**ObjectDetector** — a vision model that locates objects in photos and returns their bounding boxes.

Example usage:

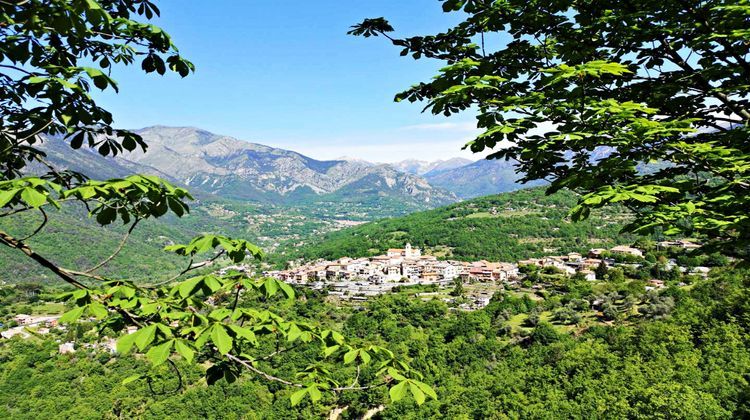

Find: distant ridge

[423,158,545,199]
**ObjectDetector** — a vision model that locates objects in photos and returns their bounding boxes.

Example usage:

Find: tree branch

[677,0,750,81]
[18,207,48,242]
[225,353,304,388]
[0,198,76,217]
[14,119,54,142]
[0,63,33,75]
[231,281,242,312]
[61,268,108,281]
[147,359,184,395]
[225,353,385,392]
[147,250,226,287]
[659,38,750,121]
[0,229,89,289]
[84,217,140,274]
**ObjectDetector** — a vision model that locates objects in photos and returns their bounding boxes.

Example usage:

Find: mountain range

[38,126,459,209]
[37,126,535,208]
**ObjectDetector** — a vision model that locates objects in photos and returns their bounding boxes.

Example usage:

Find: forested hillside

[0,198,327,284]
[282,188,638,264]
[0,205,189,283]
[1,268,748,418]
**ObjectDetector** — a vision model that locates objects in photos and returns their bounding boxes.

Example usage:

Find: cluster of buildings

[1,312,132,355]
[265,242,651,296]
[59,331,131,355]
[264,244,519,290]
[516,246,644,280]
[0,314,60,339]
[1,241,710,341]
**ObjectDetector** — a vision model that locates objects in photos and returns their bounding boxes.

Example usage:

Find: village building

[59,342,76,354]
[611,245,644,258]
[387,243,422,259]
[658,240,702,250]
[579,270,597,281]
[648,279,666,289]
[691,266,711,277]
[1,327,30,339]
[588,248,607,258]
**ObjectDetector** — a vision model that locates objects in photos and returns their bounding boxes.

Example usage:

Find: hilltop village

[256,240,709,311]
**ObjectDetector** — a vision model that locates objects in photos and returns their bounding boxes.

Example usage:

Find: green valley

[0,186,641,283]
[279,187,637,265]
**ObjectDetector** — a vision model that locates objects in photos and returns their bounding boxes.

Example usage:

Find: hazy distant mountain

[424,158,545,199]
[391,158,473,176]
[335,156,376,166]
[38,126,458,208]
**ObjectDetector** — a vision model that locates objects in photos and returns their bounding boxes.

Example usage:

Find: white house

[611,245,644,258]
[59,342,76,354]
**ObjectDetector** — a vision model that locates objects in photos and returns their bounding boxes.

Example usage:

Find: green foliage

[352,0,750,258]
[0,178,62,209]
[165,234,262,263]
[50,247,433,406]
[0,203,192,282]
[63,175,192,224]
[608,268,626,283]
[449,278,464,297]
[595,261,609,280]
[530,322,560,345]
[0,175,193,236]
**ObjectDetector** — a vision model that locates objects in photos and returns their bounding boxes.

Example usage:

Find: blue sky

[97,0,483,162]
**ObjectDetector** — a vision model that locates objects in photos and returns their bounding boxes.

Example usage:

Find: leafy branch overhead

[165,234,263,263]
[0,173,435,406]
[350,0,750,258]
